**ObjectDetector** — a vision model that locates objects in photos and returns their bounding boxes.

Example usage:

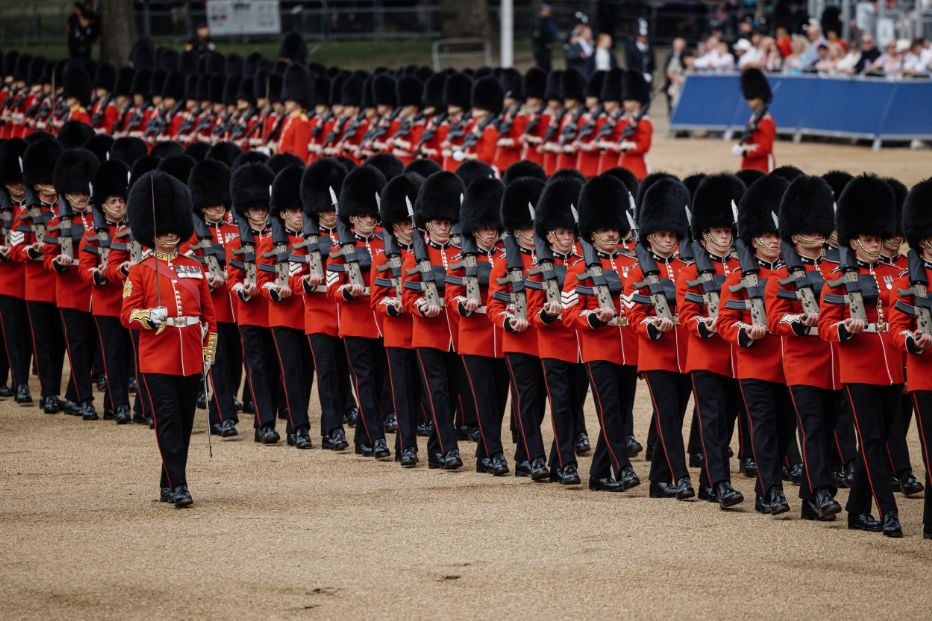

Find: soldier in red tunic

[735,68,775,173]
[277,64,313,163]
[121,170,217,508]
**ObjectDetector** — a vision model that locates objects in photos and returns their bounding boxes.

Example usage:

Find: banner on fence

[207,0,281,36]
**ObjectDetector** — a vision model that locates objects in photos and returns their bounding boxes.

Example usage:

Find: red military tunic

[278,111,312,163]
[226,227,271,329]
[189,219,238,325]
[491,107,524,172]
[446,243,504,359]
[11,203,57,304]
[297,225,339,337]
[616,116,652,181]
[0,200,28,300]
[370,240,413,349]
[79,221,127,318]
[518,109,550,166]
[259,229,306,332]
[573,112,605,178]
[888,261,932,393]
[741,113,775,173]
[624,253,689,373]
[676,252,739,376]
[326,230,383,339]
[401,236,457,352]
[527,250,582,364]
[44,209,94,312]
[487,245,539,357]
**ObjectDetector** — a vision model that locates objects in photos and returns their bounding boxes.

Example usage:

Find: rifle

[193,111,214,136]
[527,226,562,307]
[724,238,768,329]
[894,249,932,337]
[684,241,723,319]
[47,195,76,260]
[260,215,293,301]
[542,107,565,143]
[293,211,326,283]
[575,105,603,143]
[211,111,232,139]
[824,246,868,323]
[776,242,821,316]
[403,197,442,308]
[415,111,446,153]
[738,105,767,146]
[578,233,617,317]
[494,232,528,322]
[497,104,518,136]
[0,189,12,248]
[522,103,548,138]
[112,227,145,265]
[558,107,585,148]
[449,233,482,304]
[123,102,149,135]
[323,114,348,146]
[91,94,112,127]
[230,109,258,142]
[453,113,500,162]
[91,207,111,272]
[311,110,333,139]
[190,214,225,283]
[229,212,257,295]
[375,226,404,299]
[628,210,675,322]
[334,216,365,288]
[621,101,651,140]
[24,187,48,246]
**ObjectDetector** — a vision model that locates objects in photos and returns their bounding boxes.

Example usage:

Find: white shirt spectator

[594,47,612,71]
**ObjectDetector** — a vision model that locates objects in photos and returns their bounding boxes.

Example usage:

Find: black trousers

[832,396,859,467]
[343,336,386,445]
[144,373,200,489]
[0,294,31,387]
[885,396,914,475]
[571,362,589,439]
[415,347,460,457]
[790,385,841,501]
[691,370,741,488]
[619,365,638,439]
[740,379,795,496]
[60,308,95,404]
[909,392,932,530]
[385,346,420,452]
[207,321,239,427]
[463,354,509,459]
[26,300,65,398]
[130,330,151,418]
[309,333,349,436]
[454,355,478,430]
[687,408,702,455]
[239,325,280,429]
[272,326,312,434]
[0,322,6,385]
[505,352,547,463]
[733,397,753,460]
[94,315,132,410]
[543,358,587,469]
[585,361,636,479]
[644,370,692,484]
[844,383,901,517]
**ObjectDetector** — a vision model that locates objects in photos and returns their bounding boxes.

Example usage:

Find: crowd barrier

[669,73,932,148]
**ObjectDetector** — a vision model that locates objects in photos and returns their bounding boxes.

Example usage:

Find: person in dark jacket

[532,3,559,72]
[626,18,656,84]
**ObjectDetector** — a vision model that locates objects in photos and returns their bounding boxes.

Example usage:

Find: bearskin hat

[195,74,211,102]
[460,176,505,236]
[380,173,423,231]
[81,134,113,164]
[622,70,649,104]
[396,75,422,108]
[129,155,160,185]
[150,141,183,160]
[207,74,225,104]
[301,158,347,217]
[161,70,184,101]
[443,72,472,110]
[183,142,210,162]
[770,165,804,183]
[129,68,151,98]
[372,74,397,108]
[230,162,274,215]
[455,160,495,189]
[602,167,638,201]
[203,51,225,75]
[524,67,547,100]
[836,174,895,244]
[0,139,27,186]
[52,148,99,196]
[207,142,243,168]
[92,159,130,211]
[267,153,304,175]
[365,154,403,182]
[14,54,32,84]
[127,171,193,248]
[183,74,199,102]
[225,54,244,77]
[188,158,231,211]
[691,173,745,237]
[634,172,674,210]
[244,52,262,78]
[180,50,198,76]
[639,178,691,241]
[822,170,853,200]
[502,160,546,186]
[335,156,356,173]
[59,61,90,107]
[501,67,523,101]
[112,67,133,99]
[234,77,253,104]
[737,175,787,245]
[561,68,586,102]
[903,178,932,251]
[271,166,304,218]
[586,71,606,100]
[26,132,55,145]
[545,70,562,101]
[423,73,446,110]
[129,37,156,70]
[404,158,441,178]
[534,177,583,238]
[415,171,464,226]
[231,151,269,171]
[278,31,307,64]
[578,175,630,240]
[57,120,94,149]
[281,63,312,108]
[93,62,116,92]
[338,165,386,224]
[777,175,835,241]
[222,76,240,106]
[150,69,168,99]
[332,74,351,106]
[500,176,544,233]
[22,138,63,188]
[157,154,196,184]
[682,172,706,200]
[740,68,772,103]
[735,168,765,188]
[471,75,504,114]
[550,169,587,185]
[601,68,624,102]
[884,177,908,236]
[341,77,364,107]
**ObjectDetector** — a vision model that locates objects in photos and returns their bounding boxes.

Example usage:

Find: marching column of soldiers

[0,34,929,541]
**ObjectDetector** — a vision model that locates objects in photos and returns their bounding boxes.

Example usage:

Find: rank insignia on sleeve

[122,279,132,299]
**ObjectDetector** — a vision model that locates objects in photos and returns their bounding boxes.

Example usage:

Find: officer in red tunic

[188,158,241,437]
[401,171,465,469]
[61,62,92,126]
[490,69,523,172]
[765,175,844,522]
[45,148,99,419]
[79,159,133,423]
[546,69,585,174]
[0,138,34,405]
[572,70,606,178]
[116,69,153,139]
[514,67,549,167]
[371,173,422,465]
[819,175,905,537]
[89,63,119,135]
[735,69,775,173]
[277,64,313,163]
[526,177,587,485]
[438,73,472,172]
[889,177,932,540]
[563,175,641,492]
[386,76,423,167]
[456,76,501,168]
[676,173,745,509]
[328,165,391,459]
[624,178,694,500]
[614,71,652,181]
[121,170,217,508]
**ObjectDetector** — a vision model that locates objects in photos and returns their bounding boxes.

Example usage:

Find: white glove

[731,144,746,156]
[149,306,168,327]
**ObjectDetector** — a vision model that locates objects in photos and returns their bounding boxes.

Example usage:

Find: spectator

[735,38,762,69]
[854,34,881,73]
[532,3,559,72]
[185,21,216,54]
[826,29,848,53]
[798,19,827,69]
[835,41,862,74]
[663,37,687,113]
[694,35,734,72]
[66,1,96,60]
[813,43,836,73]
[626,18,656,83]
[903,39,931,77]
[782,35,809,74]
[590,33,618,73]
[867,40,906,78]
[775,26,793,58]
[759,37,783,72]
[565,24,594,77]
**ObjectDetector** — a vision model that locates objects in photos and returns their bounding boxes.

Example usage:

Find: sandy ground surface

[2,133,932,620]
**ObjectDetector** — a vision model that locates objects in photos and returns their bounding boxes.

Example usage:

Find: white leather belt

[165,316,200,327]
[473,306,487,314]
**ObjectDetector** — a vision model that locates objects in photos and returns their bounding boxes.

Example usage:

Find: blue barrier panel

[670,73,932,143]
